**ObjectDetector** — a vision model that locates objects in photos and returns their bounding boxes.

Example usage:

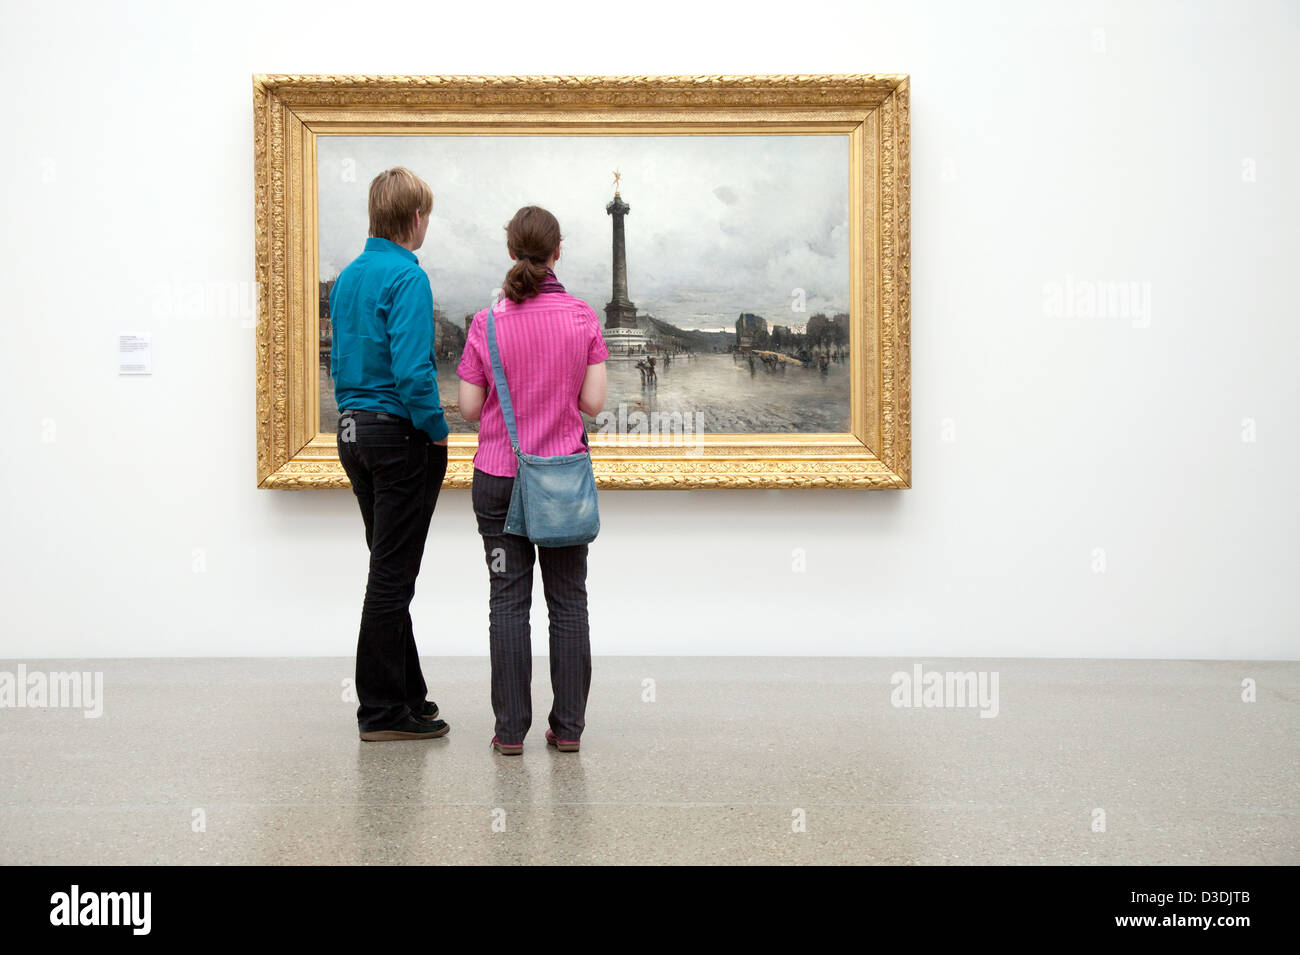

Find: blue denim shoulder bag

[485,305,600,547]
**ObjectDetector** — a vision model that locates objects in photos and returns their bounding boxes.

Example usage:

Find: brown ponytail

[501,205,562,303]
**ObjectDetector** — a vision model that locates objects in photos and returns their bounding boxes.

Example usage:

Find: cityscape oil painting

[316,134,852,437]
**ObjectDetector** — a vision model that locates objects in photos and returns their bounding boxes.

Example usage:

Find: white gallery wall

[0,0,1295,659]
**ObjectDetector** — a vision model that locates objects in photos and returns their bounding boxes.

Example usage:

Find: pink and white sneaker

[546,729,580,753]
[490,735,523,756]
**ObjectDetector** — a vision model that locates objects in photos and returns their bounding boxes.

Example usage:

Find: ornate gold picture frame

[253,74,910,489]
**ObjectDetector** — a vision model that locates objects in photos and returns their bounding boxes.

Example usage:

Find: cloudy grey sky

[317,134,849,330]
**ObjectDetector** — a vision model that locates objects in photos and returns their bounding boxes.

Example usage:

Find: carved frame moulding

[253,74,910,490]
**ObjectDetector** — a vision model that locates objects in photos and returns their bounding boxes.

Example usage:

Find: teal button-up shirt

[330,237,449,442]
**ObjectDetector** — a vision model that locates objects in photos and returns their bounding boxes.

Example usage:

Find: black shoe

[414,700,440,720]
[359,713,450,742]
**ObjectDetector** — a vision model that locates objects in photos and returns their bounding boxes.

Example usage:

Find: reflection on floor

[1,657,1295,864]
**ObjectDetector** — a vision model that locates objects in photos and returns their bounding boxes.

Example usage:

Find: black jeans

[471,467,591,744]
[338,410,448,731]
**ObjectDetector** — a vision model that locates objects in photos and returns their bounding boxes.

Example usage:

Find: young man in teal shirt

[332,167,451,741]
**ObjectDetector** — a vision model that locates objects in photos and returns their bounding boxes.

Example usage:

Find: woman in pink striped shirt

[457,206,608,756]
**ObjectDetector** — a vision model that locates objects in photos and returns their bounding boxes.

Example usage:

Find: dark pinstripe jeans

[471,467,591,745]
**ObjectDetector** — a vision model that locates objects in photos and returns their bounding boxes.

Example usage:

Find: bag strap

[485,304,592,456]
[485,306,521,455]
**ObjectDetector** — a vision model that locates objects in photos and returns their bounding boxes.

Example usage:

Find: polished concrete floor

[1,658,1295,865]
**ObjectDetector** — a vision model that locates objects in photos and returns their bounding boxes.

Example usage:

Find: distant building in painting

[735,312,768,349]
[319,279,335,358]
[805,312,849,346]
[435,313,466,364]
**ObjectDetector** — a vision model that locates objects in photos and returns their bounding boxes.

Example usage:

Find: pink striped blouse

[457,272,609,477]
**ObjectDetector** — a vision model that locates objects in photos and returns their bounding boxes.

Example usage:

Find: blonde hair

[368,167,434,243]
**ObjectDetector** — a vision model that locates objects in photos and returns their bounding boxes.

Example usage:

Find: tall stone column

[605,193,638,329]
